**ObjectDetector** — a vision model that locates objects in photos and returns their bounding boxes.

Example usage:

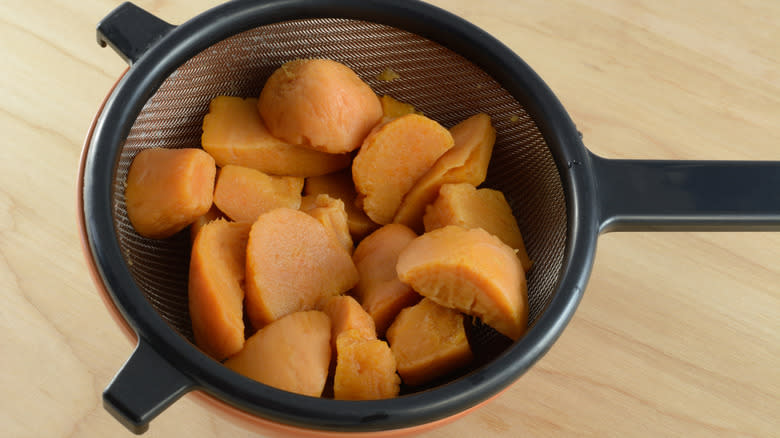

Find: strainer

[78,0,780,435]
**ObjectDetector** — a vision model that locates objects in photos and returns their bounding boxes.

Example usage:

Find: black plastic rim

[84,0,599,431]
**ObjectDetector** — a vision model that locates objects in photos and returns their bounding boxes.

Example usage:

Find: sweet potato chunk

[245,208,359,329]
[300,194,353,255]
[396,225,528,341]
[225,311,331,397]
[380,95,421,122]
[188,219,250,360]
[333,329,400,400]
[393,113,496,233]
[352,114,454,225]
[258,59,383,154]
[423,183,532,272]
[201,96,351,177]
[189,204,224,242]
[304,170,378,241]
[352,224,421,337]
[213,165,303,223]
[125,147,215,239]
[320,295,377,351]
[386,298,473,386]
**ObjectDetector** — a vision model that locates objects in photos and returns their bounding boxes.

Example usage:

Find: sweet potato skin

[258,59,383,154]
[188,219,250,361]
[244,208,359,329]
[224,311,331,397]
[125,147,216,239]
[352,113,455,225]
[396,225,529,341]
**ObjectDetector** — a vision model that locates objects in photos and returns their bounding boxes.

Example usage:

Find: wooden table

[2,1,778,436]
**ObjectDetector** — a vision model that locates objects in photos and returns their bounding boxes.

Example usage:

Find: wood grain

[0,0,777,437]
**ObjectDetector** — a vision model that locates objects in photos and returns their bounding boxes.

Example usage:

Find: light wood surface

[1,0,778,437]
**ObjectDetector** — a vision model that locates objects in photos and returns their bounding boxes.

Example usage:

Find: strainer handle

[96,2,174,65]
[590,151,780,233]
[104,339,194,434]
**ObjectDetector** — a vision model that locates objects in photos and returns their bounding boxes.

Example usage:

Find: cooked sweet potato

[376,68,401,82]
[352,224,421,337]
[201,96,351,177]
[333,329,400,400]
[352,113,454,225]
[423,183,532,272]
[300,194,353,255]
[213,165,303,223]
[304,170,379,241]
[189,204,224,243]
[393,113,496,233]
[380,95,421,122]
[396,225,528,341]
[225,311,331,397]
[188,219,250,361]
[258,59,383,154]
[125,147,216,239]
[386,298,473,386]
[245,208,359,329]
[320,295,377,351]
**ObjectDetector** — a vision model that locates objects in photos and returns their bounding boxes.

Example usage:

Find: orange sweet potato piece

[393,113,496,233]
[386,298,473,386]
[201,96,351,177]
[304,170,379,241]
[333,329,400,400]
[300,194,353,255]
[213,165,303,223]
[125,147,216,239]
[225,310,331,397]
[189,204,224,243]
[423,183,532,272]
[320,295,377,352]
[396,225,529,341]
[380,95,421,122]
[245,208,359,329]
[188,219,250,360]
[258,59,383,154]
[352,224,421,337]
[352,114,454,225]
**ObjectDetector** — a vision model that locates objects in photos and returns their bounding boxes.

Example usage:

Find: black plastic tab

[97,2,174,65]
[103,339,194,434]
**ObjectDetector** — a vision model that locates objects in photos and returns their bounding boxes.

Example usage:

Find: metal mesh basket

[112,18,567,383]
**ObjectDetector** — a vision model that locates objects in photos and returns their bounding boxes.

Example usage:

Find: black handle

[97,2,174,65]
[590,151,780,233]
[104,339,194,434]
